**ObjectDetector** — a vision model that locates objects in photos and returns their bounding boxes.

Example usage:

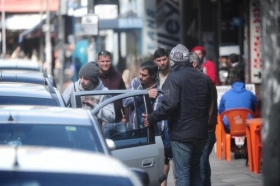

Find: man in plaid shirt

[122,61,165,131]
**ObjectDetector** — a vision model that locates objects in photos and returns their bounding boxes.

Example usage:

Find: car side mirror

[106,139,116,151]
[130,168,150,186]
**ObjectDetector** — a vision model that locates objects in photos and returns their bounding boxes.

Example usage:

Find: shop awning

[18,13,56,43]
[0,14,48,30]
[0,0,59,12]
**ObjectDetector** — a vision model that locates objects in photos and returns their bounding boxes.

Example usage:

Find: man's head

[79,62,99,90]
[191,46,205,62]
[189,52,201,70]
[169,44,190,70]
[139,61,158,87]
[228,53,238,67]
[97,50,112,74]
[153,48,169,71]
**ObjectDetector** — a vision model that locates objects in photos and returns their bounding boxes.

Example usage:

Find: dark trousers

[200,132,216,186]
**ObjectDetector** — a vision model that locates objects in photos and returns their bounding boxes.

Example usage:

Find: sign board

[81,14,99,36]
[216,84,256,106]
[249,0,262,83]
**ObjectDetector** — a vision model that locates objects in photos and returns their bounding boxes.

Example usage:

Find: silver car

[73,90,165,186]
[0,82,65,106]
[0,145,145,186]
[0,105,111,154]
[0,59,42,71]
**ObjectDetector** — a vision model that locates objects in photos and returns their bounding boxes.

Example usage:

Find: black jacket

[148,65,211,141]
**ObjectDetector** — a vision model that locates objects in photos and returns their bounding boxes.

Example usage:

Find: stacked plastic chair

[253,122,262,173]
[220,108,254,161]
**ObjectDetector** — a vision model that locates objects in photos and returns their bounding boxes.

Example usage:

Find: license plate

[234,136,245,146]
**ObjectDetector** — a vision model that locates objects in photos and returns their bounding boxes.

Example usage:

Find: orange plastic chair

[220,108,254,161]
[215,115,222,159]
[245,120,254,171]
[253,124,262,173]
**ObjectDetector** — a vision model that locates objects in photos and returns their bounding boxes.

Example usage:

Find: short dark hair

[153,48,169,60]
[228,53,238,63]
[140,61,158,77]
[98,50,112,59]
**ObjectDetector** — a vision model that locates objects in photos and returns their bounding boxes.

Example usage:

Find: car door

[74,90,164,186]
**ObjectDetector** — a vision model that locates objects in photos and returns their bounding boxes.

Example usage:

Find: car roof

[0,105,93,125]
[0,146,137,179]
[0,82,53,98]
[0,70,46,84]
[0,59,41,71]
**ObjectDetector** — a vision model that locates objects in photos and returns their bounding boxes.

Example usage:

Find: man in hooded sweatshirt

[218,65,257,133]
[63,61,115,124]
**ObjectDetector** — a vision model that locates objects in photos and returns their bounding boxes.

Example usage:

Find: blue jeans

[102,122,127,139]
[171,139,206,186]
[200,132,216,186]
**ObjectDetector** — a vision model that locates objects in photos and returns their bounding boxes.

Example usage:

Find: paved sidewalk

[167,151,263,186]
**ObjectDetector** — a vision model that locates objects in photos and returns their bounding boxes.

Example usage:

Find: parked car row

[0,59,164,186]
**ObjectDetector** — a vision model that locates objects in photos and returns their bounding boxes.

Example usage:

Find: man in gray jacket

[63,62,115,124]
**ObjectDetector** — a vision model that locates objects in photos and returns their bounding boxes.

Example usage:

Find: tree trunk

[261,0,280,185]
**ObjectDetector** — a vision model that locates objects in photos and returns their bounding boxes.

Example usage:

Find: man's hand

[142,114,150,127]
[148,89,158,99]
[81,97,95,108]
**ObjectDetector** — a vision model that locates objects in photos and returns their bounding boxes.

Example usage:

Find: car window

[0,97,58,106]
[76,92,156,149]
[0,171,134,186]
[0,124,104,153]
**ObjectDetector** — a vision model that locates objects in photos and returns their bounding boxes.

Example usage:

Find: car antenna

[13,146,19,167]
[8,104,14,122]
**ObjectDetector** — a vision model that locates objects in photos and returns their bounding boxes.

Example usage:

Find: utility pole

[58,0,66,92]
[45,0,52,75]
[87,0,95,62]
[1,0,6,57]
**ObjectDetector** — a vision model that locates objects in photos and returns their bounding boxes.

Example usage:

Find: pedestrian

[225,53,245,85]
[143,44,211,186]
[218,65,257,155]
[122,61,163,131]
[191,46,219,85]
[62,61,115,125]
[190,52,218,186]
[153,47,174,186]
[97,50,129,138]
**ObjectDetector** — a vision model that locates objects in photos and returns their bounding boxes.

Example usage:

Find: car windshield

[0,124,104,153]
[0,171,134,186]
[0,97,58,106]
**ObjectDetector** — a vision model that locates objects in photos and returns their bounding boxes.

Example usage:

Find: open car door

[74,90,164,186]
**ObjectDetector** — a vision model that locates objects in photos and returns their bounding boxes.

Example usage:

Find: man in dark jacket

[97,50,129,138]
[143,44,211,186]
[190,52,218,186]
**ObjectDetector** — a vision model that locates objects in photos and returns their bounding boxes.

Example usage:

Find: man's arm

[93,94,115,123]
[62,83,74,107]
[147,76,180,124]
[122,78,143,107]
[218,96,225,114]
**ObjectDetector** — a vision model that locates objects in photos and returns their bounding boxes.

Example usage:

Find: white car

[0,145,146,186]
[73,90,165,186]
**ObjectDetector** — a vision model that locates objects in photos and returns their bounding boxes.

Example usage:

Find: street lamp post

[1,0,6,57]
